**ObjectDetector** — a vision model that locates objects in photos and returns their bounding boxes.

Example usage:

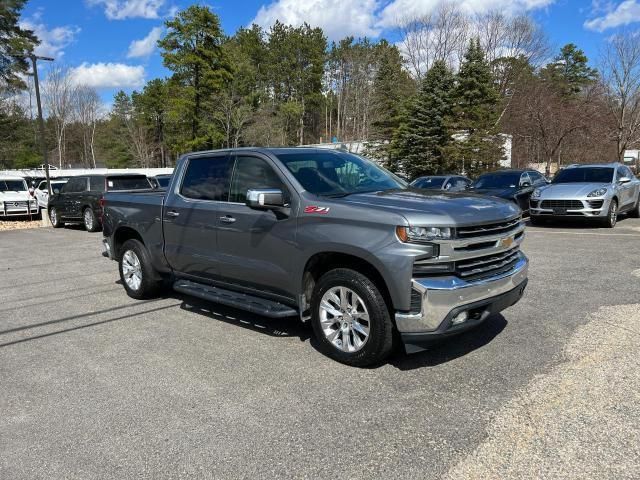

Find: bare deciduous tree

[42,66,75,168]
[73,85,102,168]
[601,30,640,163]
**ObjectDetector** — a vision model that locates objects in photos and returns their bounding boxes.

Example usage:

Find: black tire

[49,207,63,228]
[310,268,394,367]
[629,196,640,218]
[118,239,164,300]
[83,207,100,232]
[602,199,618,228]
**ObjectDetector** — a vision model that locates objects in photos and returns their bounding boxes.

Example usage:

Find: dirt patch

[0,219,43,231]
[444,303,640,480]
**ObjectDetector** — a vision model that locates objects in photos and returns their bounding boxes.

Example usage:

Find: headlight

[396,226,452,243]
[532,188,541,198]
[587,188,607,197]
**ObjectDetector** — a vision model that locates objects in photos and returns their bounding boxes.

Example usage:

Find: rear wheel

[602,199,618,228]
[118,239,164,299]
[49,207,63,228]
[310,268,394,367]
[83,207,100,232]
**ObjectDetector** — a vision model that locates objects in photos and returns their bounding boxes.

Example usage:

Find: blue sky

[18,0,640,103]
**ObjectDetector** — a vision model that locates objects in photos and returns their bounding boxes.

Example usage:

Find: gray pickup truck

[102,148,528,366]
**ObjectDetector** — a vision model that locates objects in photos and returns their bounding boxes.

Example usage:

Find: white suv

[34,179,68,211]
[0,176,38,217]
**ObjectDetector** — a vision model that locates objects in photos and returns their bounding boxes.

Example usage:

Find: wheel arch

[113,226,145,260]
[301,251,395,314]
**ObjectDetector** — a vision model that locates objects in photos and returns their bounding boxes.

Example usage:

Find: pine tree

[159,5,233,152]
[390,60,454,178]
[443,38,504,175]
[540,43,598,96]
[0,0,38,92]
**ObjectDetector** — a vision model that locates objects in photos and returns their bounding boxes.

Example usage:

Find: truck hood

[538,183,609,198]
[0,191,31,202]
[339,189,520,226]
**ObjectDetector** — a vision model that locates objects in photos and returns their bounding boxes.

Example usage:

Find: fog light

[451,311,468,326]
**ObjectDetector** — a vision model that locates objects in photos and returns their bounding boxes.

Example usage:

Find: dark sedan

[470,169,548,214]
[410,175,472,192]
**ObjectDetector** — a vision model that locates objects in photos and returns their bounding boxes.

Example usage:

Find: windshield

[0,180,27,192]
[552,167,614,184]
[411,177,446,189]
[106,176,151,191]
[474,173,521,189]
[276,151,405,196]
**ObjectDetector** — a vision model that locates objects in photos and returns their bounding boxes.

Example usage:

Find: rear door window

[106,176,151,191]
[180,155,233,201]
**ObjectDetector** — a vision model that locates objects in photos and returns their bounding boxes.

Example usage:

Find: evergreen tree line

[2,2,639,179]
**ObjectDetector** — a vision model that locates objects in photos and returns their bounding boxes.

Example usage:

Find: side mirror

[618,176,631,184]
[246,188,285,209]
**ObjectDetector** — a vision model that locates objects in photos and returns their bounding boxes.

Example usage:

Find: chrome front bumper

[395,252,529,333]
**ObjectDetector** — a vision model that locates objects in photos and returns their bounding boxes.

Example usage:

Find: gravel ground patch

[0,219,42,231]
[444,303,640,480]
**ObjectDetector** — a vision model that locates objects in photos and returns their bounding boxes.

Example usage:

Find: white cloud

[377,0,556,28]
[584,0,640,31]
[251,0,381,41]
[69,62,145,89]
[19,19,80,59]
[127,26,163,58]
[88,0,165,20]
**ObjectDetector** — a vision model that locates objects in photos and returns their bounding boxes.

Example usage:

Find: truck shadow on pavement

[177,294,507,370]
[388,314,508,370]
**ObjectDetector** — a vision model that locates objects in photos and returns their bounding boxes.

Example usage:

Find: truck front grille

[456,216,521,239]
[455,247,521,282]
[540,200,583,209]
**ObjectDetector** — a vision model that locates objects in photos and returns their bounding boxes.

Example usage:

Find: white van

[0,176,38,217]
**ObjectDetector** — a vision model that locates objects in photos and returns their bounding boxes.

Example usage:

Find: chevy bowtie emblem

[500,236,514,248]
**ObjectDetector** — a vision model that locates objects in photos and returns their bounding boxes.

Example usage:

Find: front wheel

[118,239,164,299]
[602,199,618,228]
[310,268,394,367]
[629,196,640,218]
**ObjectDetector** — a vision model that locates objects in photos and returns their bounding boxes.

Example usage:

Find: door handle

[166,210,180,217]
[219,215,236,224]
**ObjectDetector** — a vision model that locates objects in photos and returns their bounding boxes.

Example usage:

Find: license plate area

[553,207,567,215]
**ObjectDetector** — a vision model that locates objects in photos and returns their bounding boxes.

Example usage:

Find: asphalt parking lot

[1,219,639,479]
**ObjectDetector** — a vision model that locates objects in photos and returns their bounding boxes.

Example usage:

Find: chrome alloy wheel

[84,209,94,230]
[319,286,370,353]
[122,250,142,291]
[610,201,617,226]
[50,208,57,225]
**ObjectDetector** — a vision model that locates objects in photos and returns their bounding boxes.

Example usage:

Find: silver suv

[530,163,640,227]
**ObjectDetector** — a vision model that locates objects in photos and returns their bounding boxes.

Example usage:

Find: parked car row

[409,163,640,228]
[0,176,38,217]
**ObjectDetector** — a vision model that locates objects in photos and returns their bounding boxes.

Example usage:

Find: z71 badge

[304,205,330,214]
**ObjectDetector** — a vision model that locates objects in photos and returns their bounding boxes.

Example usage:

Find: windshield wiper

[322,190,382,198]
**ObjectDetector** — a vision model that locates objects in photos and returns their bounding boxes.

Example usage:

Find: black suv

[48,174,151,231]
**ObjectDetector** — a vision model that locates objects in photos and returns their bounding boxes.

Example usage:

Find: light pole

[28,54,54,196]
